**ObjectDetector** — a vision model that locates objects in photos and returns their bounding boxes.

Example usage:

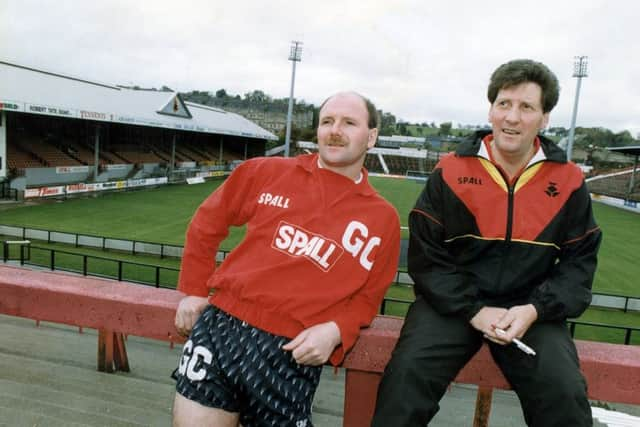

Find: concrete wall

[25,167,92,186]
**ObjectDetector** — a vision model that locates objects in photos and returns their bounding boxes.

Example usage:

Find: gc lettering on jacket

[272,220,381,272]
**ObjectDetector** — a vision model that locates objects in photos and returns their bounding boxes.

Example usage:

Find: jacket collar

[295,153,377,197]
[456,130,567,163]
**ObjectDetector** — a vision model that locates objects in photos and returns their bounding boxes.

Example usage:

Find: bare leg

[172,393,240,427]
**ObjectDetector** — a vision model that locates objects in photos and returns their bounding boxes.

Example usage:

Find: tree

[215,89,227,98]
[548,126,568,137]
[244,90,272,104]
[380,126,396,136]
[381,112,396,129]
[613,130,634,147]
[439,122,452,136]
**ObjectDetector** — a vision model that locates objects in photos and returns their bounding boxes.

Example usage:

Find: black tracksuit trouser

[371,296,592,427]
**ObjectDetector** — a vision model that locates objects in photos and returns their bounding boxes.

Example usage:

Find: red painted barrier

[0,265,184,342]
[341,316,640,427]
[1,265,639,426]
[0,265,186,371]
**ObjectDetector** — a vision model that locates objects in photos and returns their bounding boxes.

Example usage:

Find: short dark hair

[487,59,560,113]
[319,92,380,130]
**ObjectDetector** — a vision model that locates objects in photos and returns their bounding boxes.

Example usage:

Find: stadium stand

[296,141,441,177]
[0,60,276,193]
[364,153,383,173]
[588,168,640,202]
[383,155,426,175]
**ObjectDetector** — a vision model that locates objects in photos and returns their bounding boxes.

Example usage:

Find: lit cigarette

[494,328,536,356]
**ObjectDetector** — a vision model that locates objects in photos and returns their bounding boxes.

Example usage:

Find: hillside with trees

[180,88,637,152]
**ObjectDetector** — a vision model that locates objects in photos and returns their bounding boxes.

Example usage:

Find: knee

[548,376,588,403]
[521,378,591,427]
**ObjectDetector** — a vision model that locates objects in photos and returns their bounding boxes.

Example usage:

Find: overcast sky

[2,0,639,136]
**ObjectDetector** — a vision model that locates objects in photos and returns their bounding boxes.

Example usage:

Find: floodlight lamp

[573,56,588,78]
[289,41,303,62]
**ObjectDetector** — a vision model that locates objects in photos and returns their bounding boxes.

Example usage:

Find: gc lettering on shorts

[178,340,213,381]
[272,220,381,272]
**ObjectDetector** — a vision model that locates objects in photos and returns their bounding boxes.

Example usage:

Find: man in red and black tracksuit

[372,59,602,427]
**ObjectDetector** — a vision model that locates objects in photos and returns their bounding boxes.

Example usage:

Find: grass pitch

[1,176,635,296]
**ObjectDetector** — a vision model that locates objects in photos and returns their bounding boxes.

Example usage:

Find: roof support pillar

[0,111,6,180]
[219,136,223,164]
[627,154,638,202]
[93,124,100,182]
[170,133,176,176]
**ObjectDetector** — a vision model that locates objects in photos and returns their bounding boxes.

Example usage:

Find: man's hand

[282,321,342,366]
[174,296,209,337]
[491,304,538,343]
[470,306,508,339]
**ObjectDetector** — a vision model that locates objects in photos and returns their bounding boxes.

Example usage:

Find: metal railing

[11,244,180,289]
[567,320,640,345]
[1,227,638,311]
[2,241,638,345]
[0,224,230,261]
[1,227,638,309]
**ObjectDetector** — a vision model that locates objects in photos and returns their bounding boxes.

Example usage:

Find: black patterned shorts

[172,305,322,427]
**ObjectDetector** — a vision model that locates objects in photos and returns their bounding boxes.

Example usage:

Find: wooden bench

[1,265,639,426]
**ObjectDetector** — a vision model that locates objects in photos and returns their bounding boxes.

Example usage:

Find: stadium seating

[6,143,45,169]
[588,170,640,201]
[15,136,82,167]
[364,153,383,173]
[115,150,167,164]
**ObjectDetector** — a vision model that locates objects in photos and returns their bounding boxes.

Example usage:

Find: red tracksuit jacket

[178,153,401,364]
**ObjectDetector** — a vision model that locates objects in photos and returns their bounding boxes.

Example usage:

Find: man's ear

[541,112,550,129]
[367,128,378,149]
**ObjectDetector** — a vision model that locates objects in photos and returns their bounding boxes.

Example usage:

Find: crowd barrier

[1,265,639,427]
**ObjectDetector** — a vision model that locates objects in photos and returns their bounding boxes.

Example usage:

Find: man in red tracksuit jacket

[171,91,400,427]
[372,59,602,426]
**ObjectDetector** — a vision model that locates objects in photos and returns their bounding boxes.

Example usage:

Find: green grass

[1,177,423,247]
[1,179,638,296]
[0,181,244,248]
[369,176,424,237]
[590,203,640,296]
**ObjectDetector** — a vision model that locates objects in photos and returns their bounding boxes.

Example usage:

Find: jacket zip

[505,184,515,242]
[495,169,518,291]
